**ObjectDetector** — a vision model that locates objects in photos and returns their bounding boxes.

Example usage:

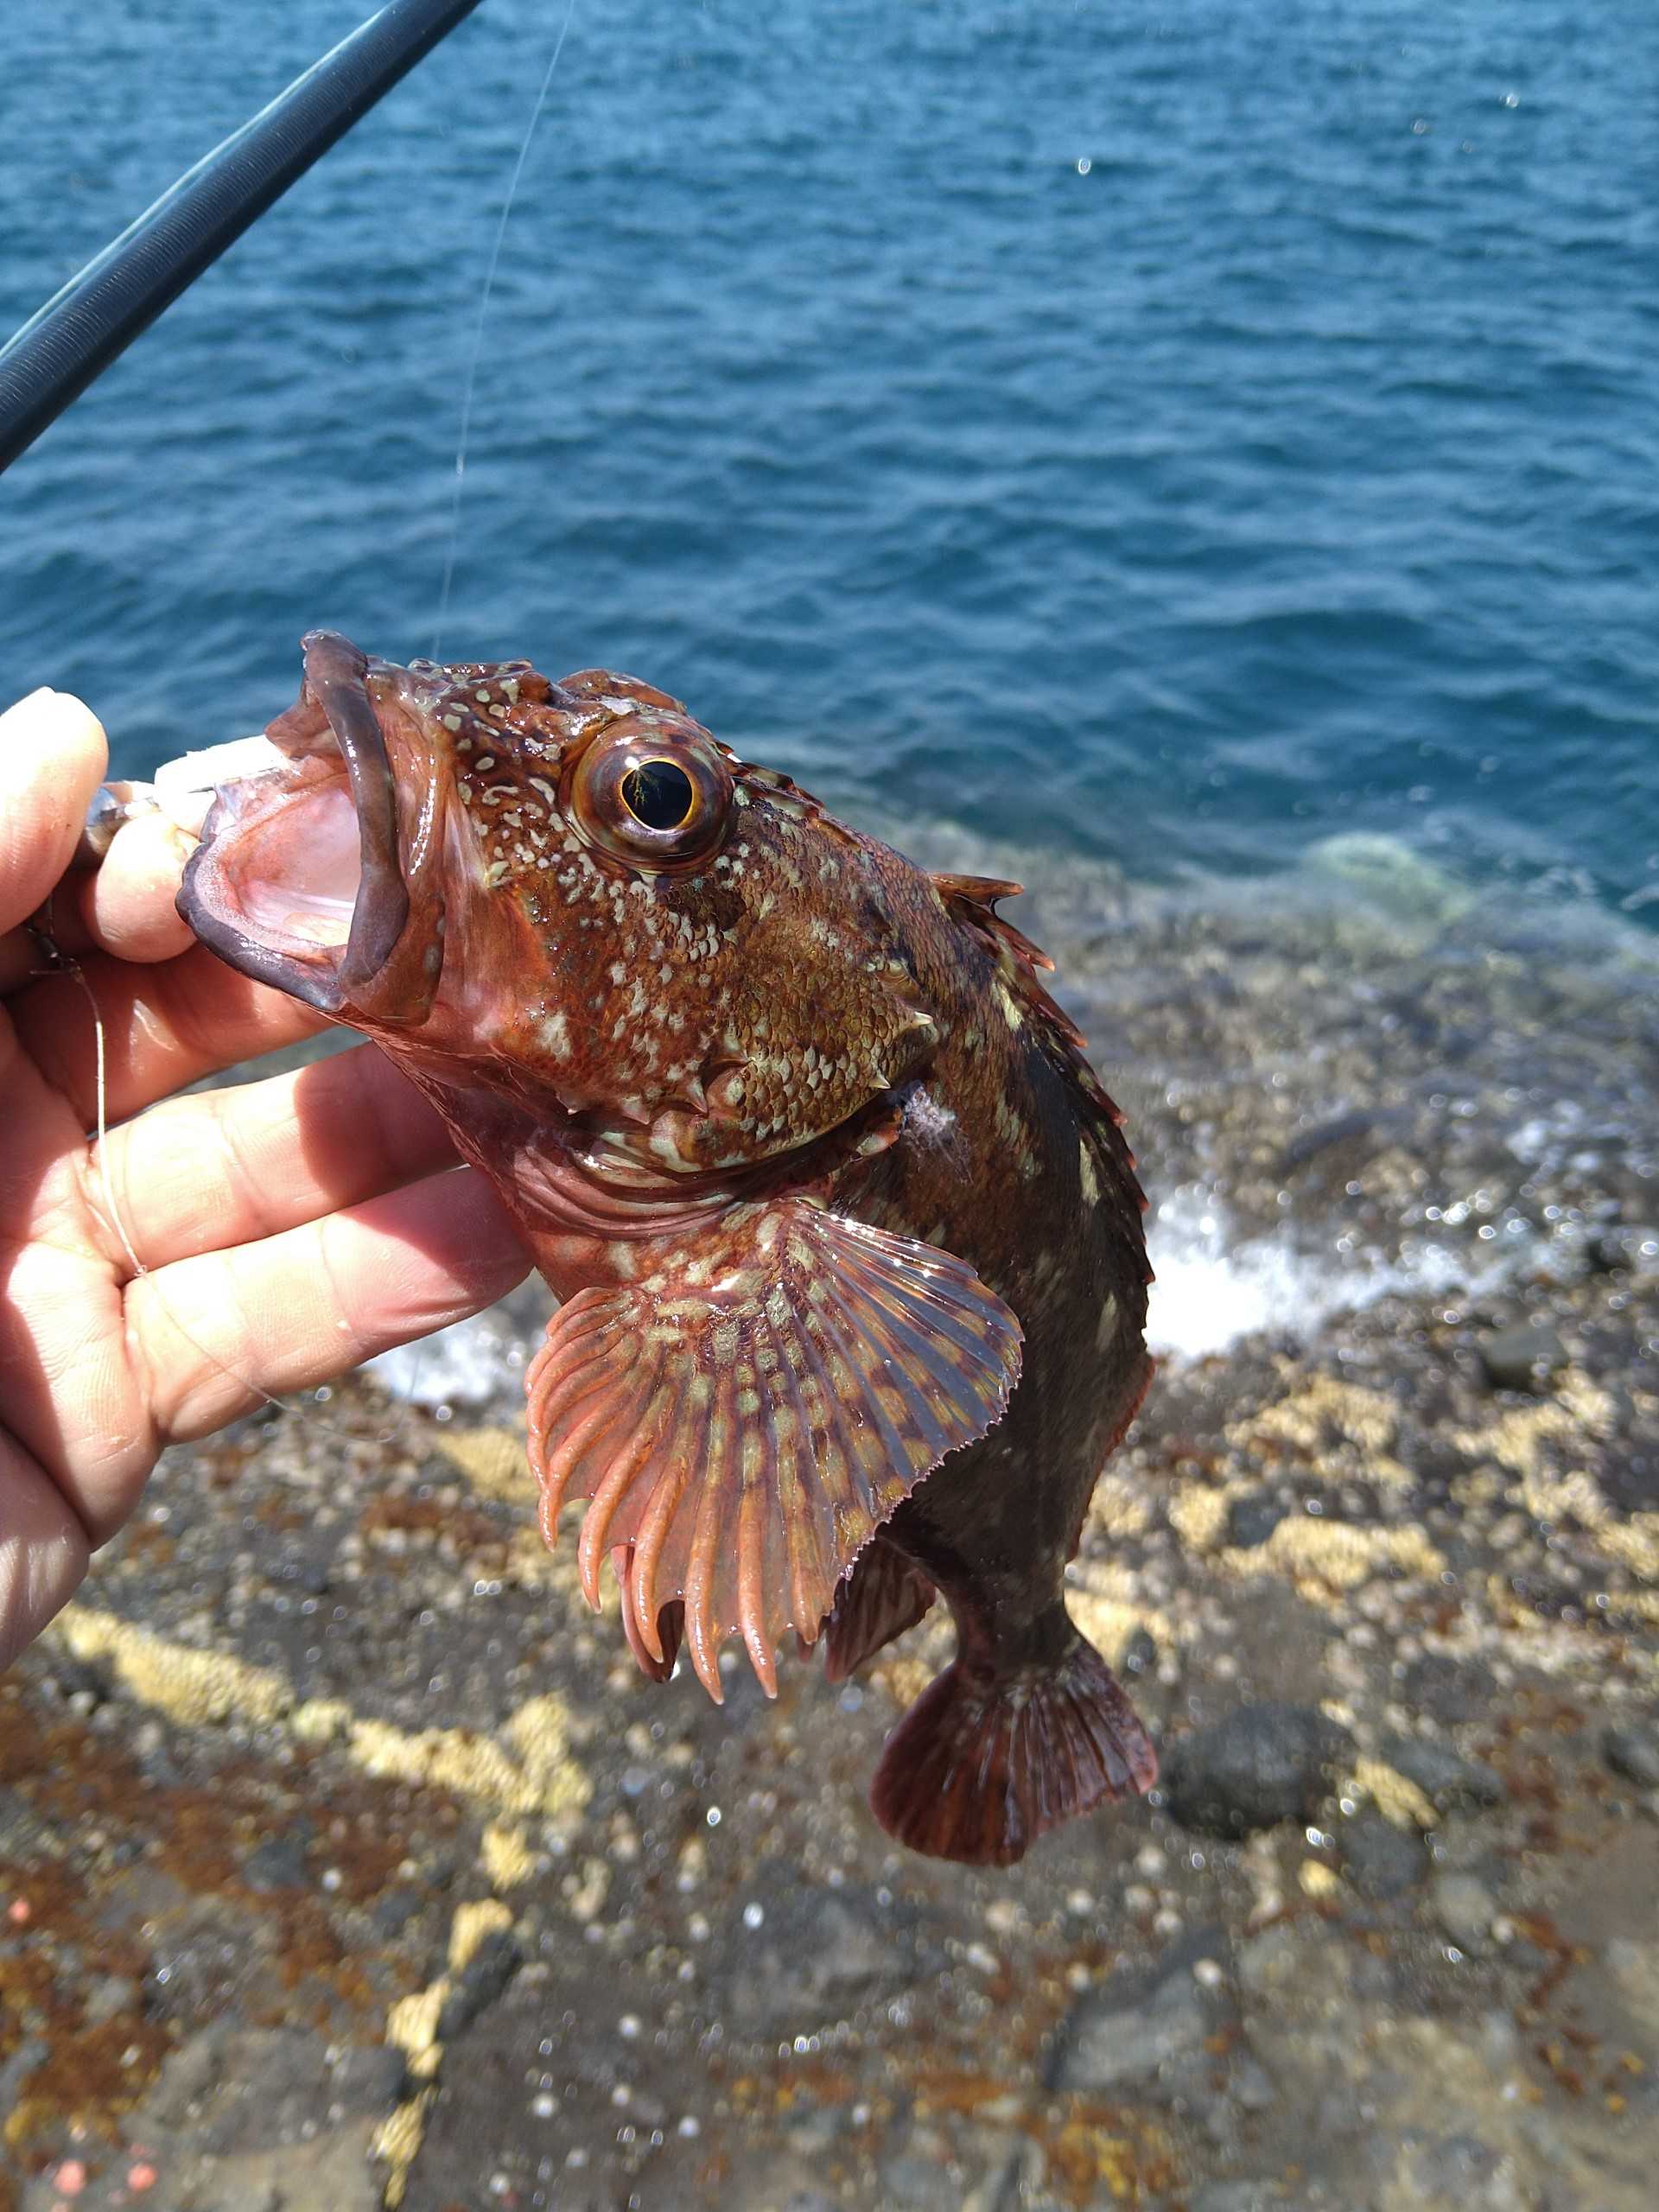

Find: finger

[0,1429,92,1674]
[126,1166,531,1449]
[0,812,195,989]
[13,944,329,1129]
[0,691,109,935]
[76,810,198,963]
[0,900,118,995]
[86,1041,461,1274]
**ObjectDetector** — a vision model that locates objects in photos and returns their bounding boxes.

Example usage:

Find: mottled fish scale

[178,630,1156,1867]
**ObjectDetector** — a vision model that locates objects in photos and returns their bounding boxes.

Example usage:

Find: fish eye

[569,725,733,870]
[620,759,695,830]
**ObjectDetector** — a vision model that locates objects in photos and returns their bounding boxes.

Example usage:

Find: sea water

[3,0,1655,1357]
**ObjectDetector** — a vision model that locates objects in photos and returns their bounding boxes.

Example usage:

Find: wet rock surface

[1158,1705,1354,1839]
[3,861,1657,2209]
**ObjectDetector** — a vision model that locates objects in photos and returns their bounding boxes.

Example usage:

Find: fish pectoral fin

[525,1198,1021,1702]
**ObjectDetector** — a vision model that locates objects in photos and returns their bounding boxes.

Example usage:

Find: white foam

[365,1311,529,1409]
[1145,1185,1507,1361]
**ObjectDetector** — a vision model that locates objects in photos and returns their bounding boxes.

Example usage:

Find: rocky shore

[3,841,1656,2211]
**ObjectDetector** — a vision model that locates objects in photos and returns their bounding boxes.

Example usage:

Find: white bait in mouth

[77,735,289,866]
[152,734,289,838]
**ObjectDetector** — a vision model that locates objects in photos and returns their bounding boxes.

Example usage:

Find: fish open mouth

[179,632,411,1015]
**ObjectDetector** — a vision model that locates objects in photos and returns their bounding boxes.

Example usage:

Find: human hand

[0,687,531,1669]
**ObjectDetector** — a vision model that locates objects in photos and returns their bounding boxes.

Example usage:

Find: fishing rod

[0,0,485,476]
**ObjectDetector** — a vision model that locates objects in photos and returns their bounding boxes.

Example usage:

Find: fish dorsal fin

[525,1198,1021,1700]
[931,871,1025,904]
[935,872,1149,1267]
[931,871,1056,975]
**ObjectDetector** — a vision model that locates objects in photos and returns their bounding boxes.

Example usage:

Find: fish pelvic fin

[822,1535,937,1683]
[868,1620,1155,1866]
[526,1198,1021,1705]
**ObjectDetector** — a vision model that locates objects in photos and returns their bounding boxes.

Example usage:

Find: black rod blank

[0,0,485,475]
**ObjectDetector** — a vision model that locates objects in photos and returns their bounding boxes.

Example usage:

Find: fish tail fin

[868,1621,1155,1866]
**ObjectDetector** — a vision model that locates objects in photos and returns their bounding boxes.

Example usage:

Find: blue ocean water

[3,0,1655,916]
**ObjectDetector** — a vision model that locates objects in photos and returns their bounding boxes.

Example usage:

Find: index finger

[0,690,108,934]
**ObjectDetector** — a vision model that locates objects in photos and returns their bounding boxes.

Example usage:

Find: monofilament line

[434,0,579,657]
[72,964,143,1279]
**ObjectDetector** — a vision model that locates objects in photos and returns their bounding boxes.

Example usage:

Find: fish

[178,630,1157,1866]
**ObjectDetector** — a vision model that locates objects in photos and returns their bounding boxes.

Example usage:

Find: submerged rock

[1340,1812,1428,1899]
[1378,1738,1506,1815]
[1602,1719,1659,1789]
[1046,1928,1233,2096]
[1431,1872,1499,1955]
[1590,1223,1659,1275]
[1161,1702,1355,1837]
[1478,1325,1568,1392]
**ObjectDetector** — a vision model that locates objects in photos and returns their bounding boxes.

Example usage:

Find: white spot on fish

[1079,1140,1101,1206]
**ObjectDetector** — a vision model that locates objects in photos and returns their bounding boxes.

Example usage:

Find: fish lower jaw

[178,753,364,1007]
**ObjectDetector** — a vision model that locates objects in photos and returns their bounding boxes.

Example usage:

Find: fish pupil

[621,760,695,830]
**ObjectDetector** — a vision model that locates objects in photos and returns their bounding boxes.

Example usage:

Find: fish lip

[177,630,410,1015]
[300,631,410,1000]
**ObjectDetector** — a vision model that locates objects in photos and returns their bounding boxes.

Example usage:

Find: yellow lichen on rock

[502,1694,593,1816]
[291,1689,594,1826]
[1066,1586,1175,1670]
[51,1605,291,1727]
[385,1983,448,2081]
[375,1891,527,2202]
[499,1524,623,1615]
[435,1423,537,1505]
[1242,1370,1402,1459]
[1219,1516,1444,1603]
[1354,1755,1439,1830]
[449,1897,515,1973]
[52,1606,592,1834]
[346,1697,590,1825]
[1512,1466,1659,1585]
[1592,1514,1659,1584]
[1167,1481,1233,1554]
[868,1649,936,1713]
[1088,1472,1154,1542]
[372,2093,433,2210]
[290,1696,353,1743]
[1604,1588,1659,1627]
[480,1819,538,1890]
[1453,1373,1614,1481]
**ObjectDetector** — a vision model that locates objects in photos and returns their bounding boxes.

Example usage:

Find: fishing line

[398,0,579,1414]
[38,5,582,1451]
[434,0,580,657]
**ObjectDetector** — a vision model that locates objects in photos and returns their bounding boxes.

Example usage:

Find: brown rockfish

[180,631,1156,1866]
